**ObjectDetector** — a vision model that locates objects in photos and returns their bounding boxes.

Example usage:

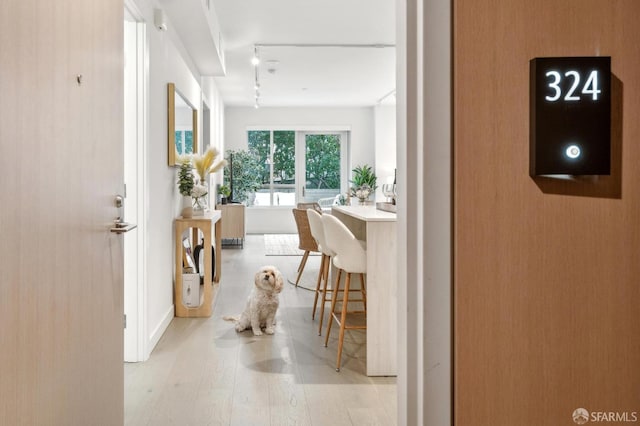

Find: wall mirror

[168,82,198,167]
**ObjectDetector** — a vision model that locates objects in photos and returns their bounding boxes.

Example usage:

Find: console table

[216,203,245,248]
[174,211,222,317]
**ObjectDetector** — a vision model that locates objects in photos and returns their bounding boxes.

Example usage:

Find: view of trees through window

[175,130,193,156]
[248,131,296,186]
[247,130,343,206]
[305,134,341,190]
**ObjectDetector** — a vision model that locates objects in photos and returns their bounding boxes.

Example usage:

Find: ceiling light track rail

[251,43,395,108]
[254,43,395,49]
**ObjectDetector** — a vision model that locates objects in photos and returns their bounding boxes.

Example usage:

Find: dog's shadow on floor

[213,324,264,347]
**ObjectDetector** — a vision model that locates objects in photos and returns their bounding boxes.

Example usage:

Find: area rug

[264,234,310,256]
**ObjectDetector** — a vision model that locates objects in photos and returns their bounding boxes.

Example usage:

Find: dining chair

[297,202,323,214]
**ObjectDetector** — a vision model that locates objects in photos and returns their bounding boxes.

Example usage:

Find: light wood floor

[124,234,397,426]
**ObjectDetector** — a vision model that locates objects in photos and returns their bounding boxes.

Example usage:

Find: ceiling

[210,0,396,107]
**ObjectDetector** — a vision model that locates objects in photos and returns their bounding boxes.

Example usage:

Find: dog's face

[254,266,283,294]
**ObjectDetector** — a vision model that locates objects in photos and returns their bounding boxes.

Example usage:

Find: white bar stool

[306,208,334,335]
[321,214,367,371]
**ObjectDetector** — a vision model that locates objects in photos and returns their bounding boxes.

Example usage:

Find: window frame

[246,126,351,207]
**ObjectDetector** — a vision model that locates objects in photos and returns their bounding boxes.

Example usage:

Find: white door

[0,0,125,423]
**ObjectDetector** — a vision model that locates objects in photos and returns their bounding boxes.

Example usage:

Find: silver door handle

[110,218,137,234]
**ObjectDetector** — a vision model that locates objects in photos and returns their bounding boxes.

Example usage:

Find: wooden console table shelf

[174,211,222,317]
[216,203,245,248]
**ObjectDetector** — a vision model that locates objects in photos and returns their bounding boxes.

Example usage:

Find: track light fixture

[250,43,395,108]
[253,45,260,108]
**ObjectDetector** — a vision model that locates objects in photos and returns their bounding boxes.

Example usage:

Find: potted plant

[350,164,378,204]
[223,149,262,205]
[177,156,195,218]
[219,184,231,204]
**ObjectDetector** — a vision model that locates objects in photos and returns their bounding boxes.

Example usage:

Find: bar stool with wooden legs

[306,208,334,335]
[321,214,367,371]
[291,208,319,286]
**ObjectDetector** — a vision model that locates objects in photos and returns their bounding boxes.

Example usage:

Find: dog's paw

[265,327,275,335]
[234,324,244,333]
[252,329,263,336]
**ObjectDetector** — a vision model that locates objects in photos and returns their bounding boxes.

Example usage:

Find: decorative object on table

[191,184,208,216]
[381,184,397,205]
[223,149,262,205]
[349,164,378,204]
[219,184,231,204]
[177,156,195,218]
[192,147,227,210]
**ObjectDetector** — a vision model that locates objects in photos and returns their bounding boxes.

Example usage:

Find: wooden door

[0,1,124,424]
[454,1,640,424]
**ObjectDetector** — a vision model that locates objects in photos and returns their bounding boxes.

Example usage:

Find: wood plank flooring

[125,235,397,426]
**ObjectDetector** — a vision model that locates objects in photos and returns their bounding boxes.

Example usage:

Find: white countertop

[332,205,397,222]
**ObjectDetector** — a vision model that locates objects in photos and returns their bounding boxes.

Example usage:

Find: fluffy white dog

[224,266,284,336]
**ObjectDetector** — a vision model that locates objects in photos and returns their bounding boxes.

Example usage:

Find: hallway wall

[454,1,640,424]
[130,0,226,358]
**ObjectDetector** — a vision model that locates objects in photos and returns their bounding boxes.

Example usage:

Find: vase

[193,197,205,216]
[201,179,210,211]
[181,195,193,218]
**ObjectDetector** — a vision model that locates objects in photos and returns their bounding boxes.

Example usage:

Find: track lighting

[253,45,261,107]
[249,43,395,108]
[251,45,260,66]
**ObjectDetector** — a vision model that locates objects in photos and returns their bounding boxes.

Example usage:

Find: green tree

[273,131,295,184]
[248,131,270,184]
[247,130,341,193]
[223,149,262,205]
[305,134,340,189]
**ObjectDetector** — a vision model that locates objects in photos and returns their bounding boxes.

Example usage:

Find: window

[247,129,348,206]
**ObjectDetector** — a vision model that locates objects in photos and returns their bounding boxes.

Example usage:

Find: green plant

[223,149,262,205]
[349,164,378,202]
[177,158,194,196]
[350,164,378,191]
[219,184,231,198]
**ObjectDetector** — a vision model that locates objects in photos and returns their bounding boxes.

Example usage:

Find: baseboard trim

[145,304,174,359]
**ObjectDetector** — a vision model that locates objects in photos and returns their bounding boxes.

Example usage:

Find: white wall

[224,106,375,234]
[131,0,225,359]
[374,104,397,201]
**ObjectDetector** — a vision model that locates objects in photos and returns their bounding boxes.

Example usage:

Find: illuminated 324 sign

[530,56,611,176]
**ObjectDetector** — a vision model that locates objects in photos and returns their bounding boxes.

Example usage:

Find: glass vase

[193,197,205,216]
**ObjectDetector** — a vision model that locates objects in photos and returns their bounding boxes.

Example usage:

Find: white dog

[224,266,284,336]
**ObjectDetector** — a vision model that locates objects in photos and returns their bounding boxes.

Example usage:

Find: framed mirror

[168,82,198,166]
